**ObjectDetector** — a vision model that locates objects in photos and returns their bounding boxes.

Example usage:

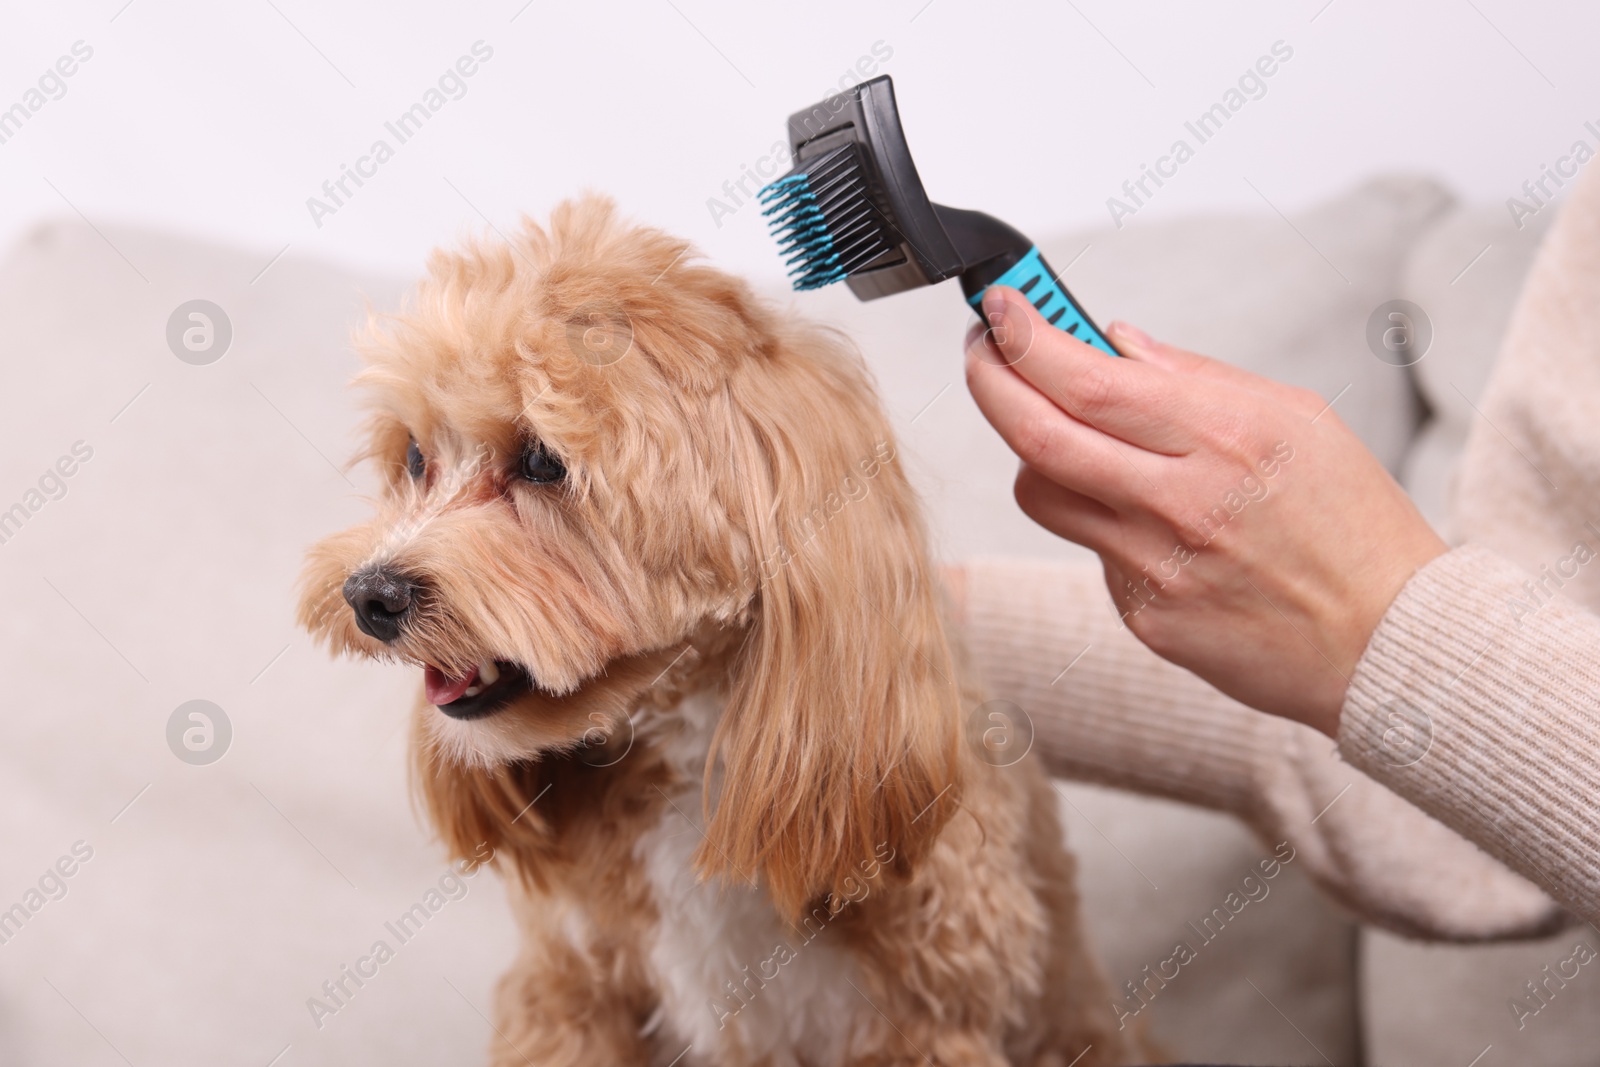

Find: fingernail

[982,287,1015,347]
[1109,320,1153,350]
[979,286,1004,327]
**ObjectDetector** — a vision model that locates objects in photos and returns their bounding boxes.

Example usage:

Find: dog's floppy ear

[701,313,965,919]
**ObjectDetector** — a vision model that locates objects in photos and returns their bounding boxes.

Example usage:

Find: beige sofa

[0,176,1585,1065]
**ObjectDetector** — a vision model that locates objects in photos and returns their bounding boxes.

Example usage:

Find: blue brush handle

[965,246,1119,357]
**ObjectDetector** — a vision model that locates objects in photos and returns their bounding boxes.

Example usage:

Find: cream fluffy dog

[299,197,1138,1066]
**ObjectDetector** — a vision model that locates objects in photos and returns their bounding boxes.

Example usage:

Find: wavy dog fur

[298,196,1142,1065]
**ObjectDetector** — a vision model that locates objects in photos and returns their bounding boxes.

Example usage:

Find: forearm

[957,556,1563,940]
[958,556,1273,811]
[1341,544,1600,928]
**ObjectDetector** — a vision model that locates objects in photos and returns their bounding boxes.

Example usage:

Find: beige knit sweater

[959,164,1600,941]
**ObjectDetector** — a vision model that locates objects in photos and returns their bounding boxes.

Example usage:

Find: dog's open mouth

[424,660,532,720]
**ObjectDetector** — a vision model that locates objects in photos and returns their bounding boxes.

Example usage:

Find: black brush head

[761,76,966,299]
[758,75,1118,355]
[759,75,1035,305]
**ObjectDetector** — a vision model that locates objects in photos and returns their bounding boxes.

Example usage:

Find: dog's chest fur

[632,691,865,1064]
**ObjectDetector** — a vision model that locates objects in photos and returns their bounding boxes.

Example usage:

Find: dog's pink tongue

[425,664,479,706]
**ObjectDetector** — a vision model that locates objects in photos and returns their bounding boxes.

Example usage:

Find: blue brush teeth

[760,180,839,288]
[758,144,895,291]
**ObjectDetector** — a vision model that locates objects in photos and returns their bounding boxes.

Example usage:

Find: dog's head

[298,196,962,915]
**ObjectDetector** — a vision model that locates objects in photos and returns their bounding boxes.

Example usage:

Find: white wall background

[0,0,1595,285]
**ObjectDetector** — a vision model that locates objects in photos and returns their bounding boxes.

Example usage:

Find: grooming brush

[759,74,1117,357]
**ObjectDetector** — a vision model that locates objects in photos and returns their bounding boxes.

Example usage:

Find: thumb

[978,286,1048,366]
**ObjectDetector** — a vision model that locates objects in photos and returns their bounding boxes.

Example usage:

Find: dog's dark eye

[405,438,426,480]
[519,441,566,484]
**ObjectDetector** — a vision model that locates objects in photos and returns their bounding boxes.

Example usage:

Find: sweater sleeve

[1340,543,1600,927]
[1353,139,1600,928]
[960,555,1565,941]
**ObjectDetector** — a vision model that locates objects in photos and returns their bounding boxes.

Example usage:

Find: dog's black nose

[342,568,417,643]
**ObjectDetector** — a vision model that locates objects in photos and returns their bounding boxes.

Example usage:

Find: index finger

[1107,319,1322,417]
[978,286,1200,456]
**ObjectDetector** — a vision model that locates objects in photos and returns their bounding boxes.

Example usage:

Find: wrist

[1319,529,1450,738]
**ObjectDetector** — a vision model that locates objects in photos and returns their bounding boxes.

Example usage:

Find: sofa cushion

[1362,927,1600,1067]
[1055,784,1360,1065]
[0,220,518,1066]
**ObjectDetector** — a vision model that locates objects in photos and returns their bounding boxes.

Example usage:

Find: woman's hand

[963,286,1448,737]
